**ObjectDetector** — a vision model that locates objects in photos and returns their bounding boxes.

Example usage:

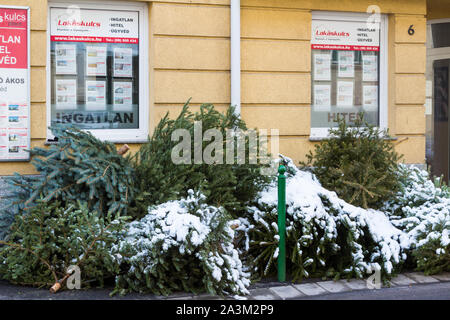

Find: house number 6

[408,25,415,35]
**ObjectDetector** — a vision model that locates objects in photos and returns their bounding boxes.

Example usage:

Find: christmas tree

[0,125,137,240]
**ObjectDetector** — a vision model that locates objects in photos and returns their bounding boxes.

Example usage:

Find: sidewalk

[0,272,449,300]
[242,272,450,300]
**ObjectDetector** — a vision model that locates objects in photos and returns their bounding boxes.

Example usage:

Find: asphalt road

[0,279,449,300]
[296,282,450,300]
[0,280,157,300]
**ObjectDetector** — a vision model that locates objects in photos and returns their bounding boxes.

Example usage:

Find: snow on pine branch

[246,155,411,278]
[113,190,250,296]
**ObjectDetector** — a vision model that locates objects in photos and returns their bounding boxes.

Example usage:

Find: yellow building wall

[0,0,428,175]
[390,13,427,164]
[427,0,450,20]
[239,0,427,164]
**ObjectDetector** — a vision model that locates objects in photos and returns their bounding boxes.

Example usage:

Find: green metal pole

[278,165,286,282]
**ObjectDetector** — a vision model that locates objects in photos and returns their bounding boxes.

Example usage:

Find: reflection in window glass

[432,23,450,48]
[50,42,139,130]
[311,49,380,128]
[49,7,141,131]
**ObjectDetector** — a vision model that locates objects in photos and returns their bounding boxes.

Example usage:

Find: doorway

[426,20,450,181]
[431,59,449,179]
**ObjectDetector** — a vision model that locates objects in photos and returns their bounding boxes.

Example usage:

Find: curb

[185,272,450,300]
[242,272,450,300]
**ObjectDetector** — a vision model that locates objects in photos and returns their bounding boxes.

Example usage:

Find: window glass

[311,18,381,128]
[49,7,140,130]
[432,23,450,48]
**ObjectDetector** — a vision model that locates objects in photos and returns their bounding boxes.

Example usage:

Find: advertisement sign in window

[0,6,30,161]
[338,51,355,78]
[311,17,381,130]
[85,80,106,110]
[55,43,77,74]
[55,79,77,108]
[49,7,140,131]
[113,47,133,78]
[86,45,107,76]
[113,81,133,111]
[313,54,332,81]
[362,53,378,82]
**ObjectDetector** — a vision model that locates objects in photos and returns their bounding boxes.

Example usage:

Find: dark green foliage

[0,175,42,240]
[0,200,127,288]
[131,101,272,218]
[301,115,402,209]
[0,102,269,295]
[8,125,137,217]
[0,211,13,241]
[413,229,449,275]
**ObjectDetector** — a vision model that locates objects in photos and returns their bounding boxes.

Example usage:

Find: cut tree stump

[117,144,130,156]
[49,273,71,293]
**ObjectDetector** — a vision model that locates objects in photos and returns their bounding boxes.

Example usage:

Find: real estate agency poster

[311,19,380,51]
[0,6,30,161]
[50,8,139,44]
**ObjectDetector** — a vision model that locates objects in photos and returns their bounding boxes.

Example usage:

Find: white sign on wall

[0,6,30,161]
[50,7,139,44]
[311,20,380,51]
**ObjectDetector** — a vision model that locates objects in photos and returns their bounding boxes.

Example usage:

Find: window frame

[46,0,149,143]
[309,11,388,140]
[425,19,450,166]
[427,18,450,54]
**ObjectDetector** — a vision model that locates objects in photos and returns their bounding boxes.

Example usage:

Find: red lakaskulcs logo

[0,8,28,69]
[0,9,27,27]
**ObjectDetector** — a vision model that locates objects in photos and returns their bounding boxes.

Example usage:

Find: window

[47,1,148,142]
[425,19,450,177]
[431,23,450,48]
[310,12,388,138]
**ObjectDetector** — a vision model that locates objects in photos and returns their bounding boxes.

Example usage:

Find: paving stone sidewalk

[1,271,448,300]
[190,272,450,300]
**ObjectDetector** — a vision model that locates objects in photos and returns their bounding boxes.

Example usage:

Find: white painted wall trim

[230,0,241,116]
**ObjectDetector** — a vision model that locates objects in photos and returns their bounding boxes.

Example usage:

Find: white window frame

[310,11,388,139]
[46,0,149,143]
[426,19,450,104]
[427,18,450,56]
[425,19,450,151]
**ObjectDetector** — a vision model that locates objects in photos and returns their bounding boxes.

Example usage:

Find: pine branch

[0,240,58,283]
